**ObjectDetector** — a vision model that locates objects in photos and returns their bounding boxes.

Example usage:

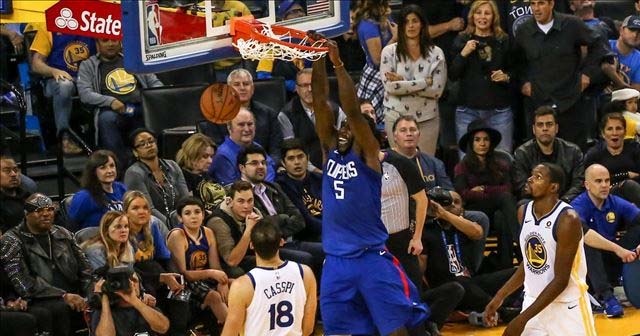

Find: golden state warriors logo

[525,232,550,275]
[189,250,208,270]
[606,211,616,223]
[105,69,137,95]
[63,41,90,72]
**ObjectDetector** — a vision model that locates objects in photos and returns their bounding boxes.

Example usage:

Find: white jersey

[244,261,306,336]
[520,200,588,302]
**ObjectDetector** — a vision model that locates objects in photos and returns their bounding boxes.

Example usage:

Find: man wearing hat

[277,0,306,21]
[610,15,640,90]
[0,193,93,336]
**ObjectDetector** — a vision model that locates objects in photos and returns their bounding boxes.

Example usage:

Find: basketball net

[230,17,328,62]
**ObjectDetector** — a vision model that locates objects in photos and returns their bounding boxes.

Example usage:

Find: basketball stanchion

[229,16,329,61]
[200,83,241,124]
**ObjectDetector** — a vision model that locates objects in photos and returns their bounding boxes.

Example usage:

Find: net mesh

[232,24,328,61]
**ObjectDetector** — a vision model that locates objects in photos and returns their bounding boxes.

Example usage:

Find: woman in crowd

[166,197,229,326]
[450,0,513,154]
[82,211,135,271]
[354,0,397,126]
[176,133,226,212]
[584,113,640,206]
[68,150,126,229]
[123,190,189,336]
[604,88,640,141]
[380,4,446,155]
[454,121,519,269]
[124,128,189,229]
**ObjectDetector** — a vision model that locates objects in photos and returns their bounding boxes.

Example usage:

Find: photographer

[92,272,169,336]
[423,188,521,323]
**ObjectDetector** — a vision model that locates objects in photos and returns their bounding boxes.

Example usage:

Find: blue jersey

[322,149,388,257]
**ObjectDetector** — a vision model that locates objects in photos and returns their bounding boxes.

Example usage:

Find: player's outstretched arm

[301,264,318,336]
[503,209,583,336]
[311,50,337,160]
[326,40,380,170]
[220,276,252,336]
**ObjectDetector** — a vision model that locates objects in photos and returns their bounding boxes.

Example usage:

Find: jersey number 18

[268,300,293,330]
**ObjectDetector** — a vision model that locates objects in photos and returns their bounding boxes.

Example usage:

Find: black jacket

[276,171,323,241]
[513,137,584,202]
[0,223,92,300]
[280,96,340,169]
[252,181,305,239]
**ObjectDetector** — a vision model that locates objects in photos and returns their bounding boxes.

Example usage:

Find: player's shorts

[521,294,596,336]
[320,247,429,335]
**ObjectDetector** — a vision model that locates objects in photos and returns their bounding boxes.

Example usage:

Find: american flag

[306,0,331,16]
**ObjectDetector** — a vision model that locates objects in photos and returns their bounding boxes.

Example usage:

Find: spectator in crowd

[30,28,96,155]
[276,139,323,242]
[68,150,126,230]
[201,69,283,162]
[454,121,519,269]
[0,154,31,233]
[0,193,92,336]
[278,68,345,169]
[77,39,163,166]
[237,145,324,280]
[176,133,226,212]
[513,0,606,150]
[391,115,489,273]
[380,144,428,292]
[354,0,397,126]
[276,0,306,21]
[610,15,640,91]
[91,272,169,336]
[584,113,640,206]
[450,0,513,154]
[380,4,447,155]
[81,211,134,271]
[221,217,317,336]
[208,107,277,185]
[571,164,640,318]
[166,197,229,325]
[513,106,585,202]
[206,181,261,277]
[123,190,188,336]
[125,128,189,228]
[605,88,640,141]
[422,188,521,324]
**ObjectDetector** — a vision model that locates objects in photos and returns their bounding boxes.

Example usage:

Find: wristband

[333,61,344,69]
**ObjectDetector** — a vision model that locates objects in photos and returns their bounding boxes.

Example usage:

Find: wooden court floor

[314,307,639,335]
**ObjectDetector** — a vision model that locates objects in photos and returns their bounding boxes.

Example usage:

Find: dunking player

[484,163,596,336]
[221,217,317,336]
[310,35,429,335]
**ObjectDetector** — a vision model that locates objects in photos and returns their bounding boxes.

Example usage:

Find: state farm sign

[46,0,122,40]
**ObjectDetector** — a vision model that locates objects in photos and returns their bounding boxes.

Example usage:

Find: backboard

[121,0,350,73]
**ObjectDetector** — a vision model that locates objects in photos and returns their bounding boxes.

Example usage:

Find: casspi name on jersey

[264,281,295,299]
[326,159,358,180]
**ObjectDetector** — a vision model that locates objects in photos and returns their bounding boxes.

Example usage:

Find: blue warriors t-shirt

[322,149,388,257]
[49,34,96,77]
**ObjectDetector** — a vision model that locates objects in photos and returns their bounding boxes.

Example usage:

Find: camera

[103,265,134,293]
[427,186,453,218]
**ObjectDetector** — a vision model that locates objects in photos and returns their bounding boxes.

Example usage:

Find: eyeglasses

[245,160,267,167]
[1,167,19,174]
[134,139,156,148]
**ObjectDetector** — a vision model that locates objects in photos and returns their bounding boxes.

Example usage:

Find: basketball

[200,83,241,124]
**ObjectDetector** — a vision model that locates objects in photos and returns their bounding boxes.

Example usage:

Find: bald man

[571,164,640,317]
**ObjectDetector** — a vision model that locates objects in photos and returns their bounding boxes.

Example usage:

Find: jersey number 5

[268,300,294,330]
[333,180,344,199]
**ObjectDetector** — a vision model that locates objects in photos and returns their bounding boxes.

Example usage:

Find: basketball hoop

[230,16,329,62]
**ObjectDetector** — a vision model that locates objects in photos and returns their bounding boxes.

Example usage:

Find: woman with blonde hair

[82,211,135,270]
[450,0,513,154]
[176,133,225,212]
